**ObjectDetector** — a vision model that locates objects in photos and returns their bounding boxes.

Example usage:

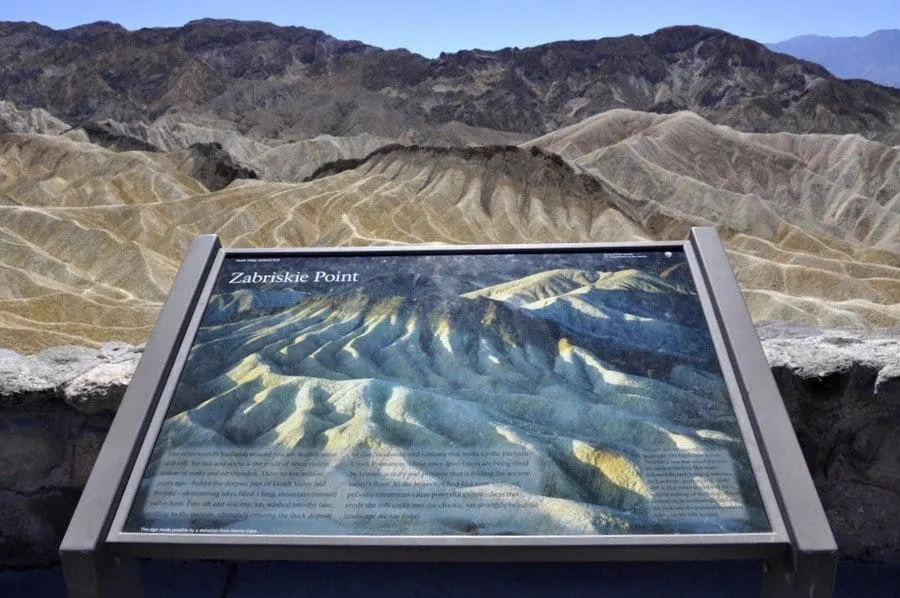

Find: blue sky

[3,0,898,57]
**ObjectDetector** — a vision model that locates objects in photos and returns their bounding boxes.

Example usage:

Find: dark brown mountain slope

[1,21,898,140]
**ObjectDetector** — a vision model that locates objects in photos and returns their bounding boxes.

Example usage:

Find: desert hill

[0,107,897,353]
[0,100,70,135]
[1,21,899,141]
[527,109,900,251]
[524,109,900,325]
[464,268,708,362]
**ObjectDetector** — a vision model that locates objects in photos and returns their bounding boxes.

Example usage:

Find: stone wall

[0,326,897,568]
[0,344,141,568]
[758,323,899,562]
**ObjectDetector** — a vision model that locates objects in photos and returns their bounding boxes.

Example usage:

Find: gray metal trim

[107,532,784,562]
[107,248,227,537]
[59,235,221,598]
[763,549,838,598]
[687,227,836,596]
[682,240,789,543]
[224,240,683,257]
[111,531,781,547]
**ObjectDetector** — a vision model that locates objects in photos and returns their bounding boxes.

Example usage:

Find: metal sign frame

[59,228,837,597]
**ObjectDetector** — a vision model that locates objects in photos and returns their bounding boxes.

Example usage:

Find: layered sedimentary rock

[0,101,70,136]
[0,110,896,353]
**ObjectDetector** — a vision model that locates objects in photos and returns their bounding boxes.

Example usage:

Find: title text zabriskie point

[228,271,360,285]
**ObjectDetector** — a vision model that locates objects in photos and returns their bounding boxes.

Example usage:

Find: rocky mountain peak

[1,21,897,139]
[63,20,128,40]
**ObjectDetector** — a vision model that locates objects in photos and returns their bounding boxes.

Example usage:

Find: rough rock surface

[0,100,70,136]
[0,343,141,413]
[757,322,900,562]
[78,121,161,153]
[0,344,140,568]
[175,142,260,191]
[2,21,898,141]
[0,326,898,567]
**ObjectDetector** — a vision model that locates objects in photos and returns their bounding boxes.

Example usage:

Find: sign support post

[688,228,837,597]
[59,235,221,598]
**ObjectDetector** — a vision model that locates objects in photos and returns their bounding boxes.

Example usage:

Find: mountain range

[2,20,899,142]
[769,30,900,89]
[0,20,897,353]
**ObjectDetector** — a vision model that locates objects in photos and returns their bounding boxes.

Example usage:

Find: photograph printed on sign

[125,249,770,536]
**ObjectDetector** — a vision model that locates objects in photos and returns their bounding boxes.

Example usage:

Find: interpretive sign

[124,248,769,537]
[61,230,837,598]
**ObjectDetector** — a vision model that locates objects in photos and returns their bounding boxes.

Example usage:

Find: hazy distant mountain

[1,20,899,141]
[768,30,900,88]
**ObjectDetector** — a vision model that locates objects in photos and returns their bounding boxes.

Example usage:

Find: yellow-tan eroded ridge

[0,109,897,352]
